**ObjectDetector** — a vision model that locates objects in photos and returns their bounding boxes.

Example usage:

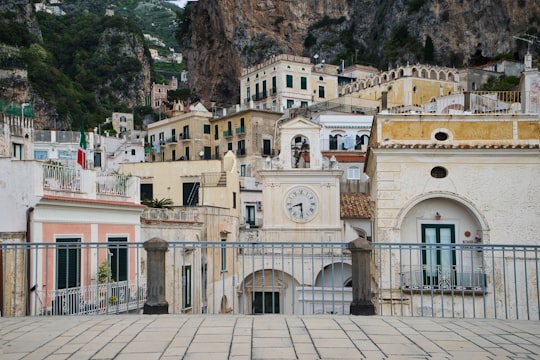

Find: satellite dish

[199,151,205,157]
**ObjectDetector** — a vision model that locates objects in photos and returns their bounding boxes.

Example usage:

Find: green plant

[97,261,113,283]
[108,295,118,305]
[143,197,174,209]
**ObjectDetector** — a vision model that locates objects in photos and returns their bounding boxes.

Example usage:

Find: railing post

[349,237,375,315]
[143,237,169,314]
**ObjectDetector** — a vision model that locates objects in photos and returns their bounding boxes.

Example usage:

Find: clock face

[284,186,318,222]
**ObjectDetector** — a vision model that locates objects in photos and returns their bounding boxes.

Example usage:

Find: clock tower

[259,116,343,243]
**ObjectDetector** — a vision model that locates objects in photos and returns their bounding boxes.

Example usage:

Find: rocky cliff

[185,0,540,106]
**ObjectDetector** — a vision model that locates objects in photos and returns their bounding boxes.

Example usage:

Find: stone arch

[448,72,455,82]
[412,67,419,77]
[315,262,352,288]
[238,269,297,314]
[399,69,404,78]
[393,191,490,237]
[291,134,310,168]
[439,70,446,81]
[430,69,437,79]
[421,69,428,78]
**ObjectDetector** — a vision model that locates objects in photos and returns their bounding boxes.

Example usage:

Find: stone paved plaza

[1,315,539,359]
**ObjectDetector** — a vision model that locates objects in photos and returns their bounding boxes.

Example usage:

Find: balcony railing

[96,172,130,196]
[43,163,81,192]
[387,91,539,115]
[235,126,245,135]
[2,242,539,319]
[35,280,146,316]
[223,130,233,138]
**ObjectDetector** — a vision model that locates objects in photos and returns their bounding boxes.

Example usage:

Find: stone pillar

[349,237,375,315]
[143,237,169,314]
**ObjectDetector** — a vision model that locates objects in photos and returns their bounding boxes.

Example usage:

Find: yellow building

[147,110,213,162]
[342,64,460,109]
[209,109,282,179]
[239,54,339,112]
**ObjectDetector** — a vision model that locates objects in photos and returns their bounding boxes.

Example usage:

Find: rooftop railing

[1,241,538,320]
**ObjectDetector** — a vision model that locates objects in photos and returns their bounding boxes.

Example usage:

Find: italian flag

[77,122,86,168]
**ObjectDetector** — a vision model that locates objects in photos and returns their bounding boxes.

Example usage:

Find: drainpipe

[26,206,34,316]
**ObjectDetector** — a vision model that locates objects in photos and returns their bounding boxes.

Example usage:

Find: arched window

[291,135,310,168]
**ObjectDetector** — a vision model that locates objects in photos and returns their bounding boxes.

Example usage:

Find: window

[233,192,237,209]
[56,238,81,290]
[431,166,448,178]
[300,76,307,90]
[227,142,233,151]
[215,145,220,159]
[300,101,308,108]
[214,125,219,140]
[183,182,199,205]
[246,205,255,226]
[422,224,455,288]
[246,86,250,102]
[34,150,48,160]
[204,124,211,134]
[237,139,245,156]
[12,143,22,159]
[108,237,127,282]
[262,139,272,156]
[140,183,153,203]
[220,239,227,271]
[172,149,176,160]
[183,126,189,139]
[262,80,267,96]
[287,99,294,108]
[255,83,259,100]
[94,152,102,167]
[185,147,190,161]
[272,76,276,93]
[348,166,360,179]
[204,146,211,160]
[329,134,339,150]
[286,74,293,88]
[171,128,176,142]
[318,85,325,98]
[182,265,192,309]
[253,292,280,314]
[240,164,247,177]
[131,149,136,156]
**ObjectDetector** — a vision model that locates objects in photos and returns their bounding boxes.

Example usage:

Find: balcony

[166,136,177,144]
[179,133,190,141]
[42,163,139,203]
[235,126,246,135]
[261,148,275,156]
[223,130,233,138]
[236,148,246,156]
[251,91,268,101]
[400,265,486,291]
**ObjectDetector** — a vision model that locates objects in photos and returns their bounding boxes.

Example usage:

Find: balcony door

[421,224,455,288]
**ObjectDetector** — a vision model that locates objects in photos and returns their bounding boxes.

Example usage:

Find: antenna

[513,34,539,70]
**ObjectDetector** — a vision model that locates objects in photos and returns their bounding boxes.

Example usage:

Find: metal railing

[96,172,130,196]
[42,163,81,192]
[387,91,538,115]
[374,243,540,320]
[1,241,538,320]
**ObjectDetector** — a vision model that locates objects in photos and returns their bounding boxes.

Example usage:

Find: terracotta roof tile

[340,193,373,219]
